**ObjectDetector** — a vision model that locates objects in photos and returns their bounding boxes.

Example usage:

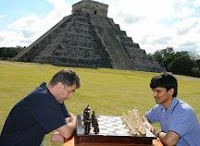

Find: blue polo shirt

[145,98,200,146]
[0,83,70,146]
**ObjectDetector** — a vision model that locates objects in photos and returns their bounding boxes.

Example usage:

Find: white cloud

[0,15,5,19]
[0,0,200,55]
[176,18,199,35]
[102,0,175,21]
[174,18,200,50]
[0,0,71,47]
[96,0,200,54]
[193,0,200,6]
[0,31,24,47]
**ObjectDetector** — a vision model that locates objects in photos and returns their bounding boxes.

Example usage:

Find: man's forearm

[158,131,167,144]
[142,116,155,134]
[158,131,178,146]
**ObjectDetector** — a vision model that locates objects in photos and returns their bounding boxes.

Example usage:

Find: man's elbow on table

[57,122,76,139]
[159,131,179,146]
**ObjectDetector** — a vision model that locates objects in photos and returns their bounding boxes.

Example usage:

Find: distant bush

[0,46,25,60]
[191,59,200,77]
[168,55,194,76]
[192,67,200,77]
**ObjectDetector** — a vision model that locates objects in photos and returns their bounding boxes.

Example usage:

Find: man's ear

[168,88,174,96]
[56,82,64,90]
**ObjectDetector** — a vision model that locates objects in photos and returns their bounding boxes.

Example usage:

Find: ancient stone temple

[14,0,162,72]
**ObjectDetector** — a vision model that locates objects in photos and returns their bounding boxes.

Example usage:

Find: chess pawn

[94,125,99,134]
[92,117,97,127]
[136,121,145,136]
[140,124,146,135]
[93,119,99,134]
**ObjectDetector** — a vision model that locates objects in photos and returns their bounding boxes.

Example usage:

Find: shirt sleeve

[145,105,161,123]
[168,108,196,137]
[30,94,66,134]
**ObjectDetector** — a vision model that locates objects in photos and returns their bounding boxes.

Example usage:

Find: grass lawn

[0,61,200,145]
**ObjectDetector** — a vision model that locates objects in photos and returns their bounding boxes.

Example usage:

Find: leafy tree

[192,59,200,77]
[168,55,194,75]
[151,47,175,67]
[192,67,200,77]
[195,59,200,68]
[151,47,200,77]
[151,50,163,65]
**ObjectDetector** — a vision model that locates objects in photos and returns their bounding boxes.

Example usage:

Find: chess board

[75,115,156,146]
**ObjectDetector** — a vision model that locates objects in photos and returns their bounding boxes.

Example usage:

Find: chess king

[0,69,80,146]
[144,72,200,146]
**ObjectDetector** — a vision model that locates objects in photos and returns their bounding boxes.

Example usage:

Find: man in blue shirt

[144,72,200,146]
[0,69,80,146]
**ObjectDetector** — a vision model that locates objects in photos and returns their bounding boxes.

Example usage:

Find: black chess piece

[87,104,91,111]
[91,111,96,127]
[84,120,91,134]
[83,105,90,121]
[93,118,99,134]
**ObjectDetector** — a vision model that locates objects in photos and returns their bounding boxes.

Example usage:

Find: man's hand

[152,138,164,146]
[56,114,77,140]
[51,131,64,143]
[142,117,156,134]
[66,114,77,126]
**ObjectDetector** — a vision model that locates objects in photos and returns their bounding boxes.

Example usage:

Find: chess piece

[91,111,96,127]
[93,118,99,134]
[84,120,91,134]
[121,108,146,136]
[83,105,91,134]
[83,104,90,121]
[87,104,91,111]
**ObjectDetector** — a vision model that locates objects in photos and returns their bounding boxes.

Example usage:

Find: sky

[0,0,200,55]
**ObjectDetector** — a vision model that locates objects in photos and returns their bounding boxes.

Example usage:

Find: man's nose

[152,92,157,97]
[68,92,73,97]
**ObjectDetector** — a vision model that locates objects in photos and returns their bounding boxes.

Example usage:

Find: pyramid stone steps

[106,17,162,71]
[90,14,134,69]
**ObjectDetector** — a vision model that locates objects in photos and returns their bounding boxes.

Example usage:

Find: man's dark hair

[150,72,178,97]
[49,69,80,88]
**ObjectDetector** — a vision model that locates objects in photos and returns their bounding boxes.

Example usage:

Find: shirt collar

[39,82,63,105]
[39,82,46,87]
[161,97,179,113]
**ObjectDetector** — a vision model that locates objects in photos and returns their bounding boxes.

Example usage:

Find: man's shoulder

[25,83,53,103]
[173,99,196,119]
[177,99,194,112]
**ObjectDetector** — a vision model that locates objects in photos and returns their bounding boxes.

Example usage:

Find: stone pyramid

[14,0,162,72]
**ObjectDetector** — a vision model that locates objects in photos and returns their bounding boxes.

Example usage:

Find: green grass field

[0,61,200,145]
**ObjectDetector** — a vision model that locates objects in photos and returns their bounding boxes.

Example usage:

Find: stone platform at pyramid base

[31,57,113,69]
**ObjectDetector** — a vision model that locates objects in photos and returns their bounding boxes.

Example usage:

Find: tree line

[1,46,200,77]
[150,47,200,77]
[0,46,25,60]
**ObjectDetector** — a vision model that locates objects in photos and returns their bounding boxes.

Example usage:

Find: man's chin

[155,99,161,104]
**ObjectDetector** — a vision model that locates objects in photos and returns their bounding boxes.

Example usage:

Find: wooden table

[66,115,163,146]
[64,138,163,146]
